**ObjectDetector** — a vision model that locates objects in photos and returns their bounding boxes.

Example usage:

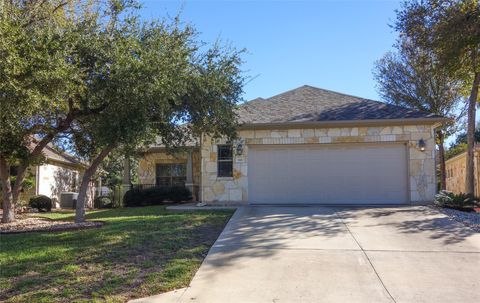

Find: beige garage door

[248,143,408,205]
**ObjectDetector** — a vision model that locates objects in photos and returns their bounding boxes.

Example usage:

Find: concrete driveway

[133,206,480,303]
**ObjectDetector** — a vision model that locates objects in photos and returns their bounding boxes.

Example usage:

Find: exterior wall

[445,150,480,197]
[138,150,200,185]
[37,162,82,207]
[201,125,437,205]
[37,163,79,206]
[137,149,201,199]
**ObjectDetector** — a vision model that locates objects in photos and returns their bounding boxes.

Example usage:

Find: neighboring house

[138,85,446,205]
[14,144,93,208]
[445,146,480,197]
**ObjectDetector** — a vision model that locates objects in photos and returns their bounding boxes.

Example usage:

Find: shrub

[94,196,113,209]
[434,190,478,211]
[123,186,192,207]
[29,195,52,212]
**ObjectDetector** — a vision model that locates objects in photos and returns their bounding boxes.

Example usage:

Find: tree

[374,38,465,189]
[395,0,480,194]
[70,16,245,223]
[0,0,84,222]
[0,0,147,223]
[445,127,480,159]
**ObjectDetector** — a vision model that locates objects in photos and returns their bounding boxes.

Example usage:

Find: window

[217,145,233,177]
[156,163,186,186]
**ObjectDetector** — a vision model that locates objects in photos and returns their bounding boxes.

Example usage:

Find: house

[14,144,93,208]
[445,147,480,197]
[138,85,446,205]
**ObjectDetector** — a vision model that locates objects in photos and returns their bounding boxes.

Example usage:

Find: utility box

[60,192,78,209]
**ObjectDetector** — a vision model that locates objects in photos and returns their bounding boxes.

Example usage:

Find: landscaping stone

[433,206,480,232]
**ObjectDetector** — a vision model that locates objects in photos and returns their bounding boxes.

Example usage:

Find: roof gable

[236,85,442,124]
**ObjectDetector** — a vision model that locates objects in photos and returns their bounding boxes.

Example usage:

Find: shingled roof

[236,85,443,125]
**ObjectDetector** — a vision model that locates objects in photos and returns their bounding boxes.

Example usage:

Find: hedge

[123,186,192,207]
[29,195,52,212]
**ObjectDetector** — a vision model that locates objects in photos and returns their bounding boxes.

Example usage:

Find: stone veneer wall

[200,125,437,205]
[445,150,480,197]
[138,151,200,186]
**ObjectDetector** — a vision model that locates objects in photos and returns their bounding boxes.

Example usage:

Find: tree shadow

[337,206,479,246]
[202,206,352,269]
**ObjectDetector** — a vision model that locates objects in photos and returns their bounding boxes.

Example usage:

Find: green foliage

[123,186,192,207]
[434,190,478,211]
[0,1,87,165]
[28,195,52,212]
[445,142,467,160]
[445,128,480,159]
[93,196,113,209]
[396,0,480,77]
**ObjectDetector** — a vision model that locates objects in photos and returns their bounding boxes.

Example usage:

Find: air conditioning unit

[60,192,78,209]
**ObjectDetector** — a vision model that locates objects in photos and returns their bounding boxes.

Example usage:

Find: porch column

[185,150,195,200]
[121,157,131,203]
[123,157,131,186]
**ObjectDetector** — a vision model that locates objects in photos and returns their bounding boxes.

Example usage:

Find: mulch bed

[0,215,103,234]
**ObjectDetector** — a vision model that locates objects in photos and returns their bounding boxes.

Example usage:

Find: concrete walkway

[131,206,480,303]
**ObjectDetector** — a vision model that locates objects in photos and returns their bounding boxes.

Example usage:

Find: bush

[29,195,52,212]
[123,186,192,207]
[434,190,478,211]
[94,196,113,209]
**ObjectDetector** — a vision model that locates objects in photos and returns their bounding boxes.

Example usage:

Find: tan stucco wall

[200,125,437,205]
[445,150,480,197]
[37,162,82,207]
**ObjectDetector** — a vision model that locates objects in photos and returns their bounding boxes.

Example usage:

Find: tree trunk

[0,155,15,223]
[437,130,446,191]
[465,72,480,195]
[75,145,115,223]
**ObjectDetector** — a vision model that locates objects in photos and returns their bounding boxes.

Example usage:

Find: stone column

[185,150,195,200]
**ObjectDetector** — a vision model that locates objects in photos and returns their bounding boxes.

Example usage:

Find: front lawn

[0,206,234,302]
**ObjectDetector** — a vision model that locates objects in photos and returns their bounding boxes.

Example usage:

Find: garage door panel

[248,144,408,205]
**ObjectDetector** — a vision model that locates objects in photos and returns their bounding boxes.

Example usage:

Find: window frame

[217,145,233,178]
[155,163,187,187]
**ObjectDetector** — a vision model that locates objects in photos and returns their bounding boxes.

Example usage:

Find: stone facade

[138,124,438,205]
[445,149,480,197]
[138,149,201,198]
[200,125,437,205]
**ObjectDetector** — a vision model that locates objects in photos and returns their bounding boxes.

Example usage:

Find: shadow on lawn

[0,206,232,302]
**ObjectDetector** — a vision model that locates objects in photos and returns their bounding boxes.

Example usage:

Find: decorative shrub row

[29,195,52,212]
[123,186,192,207]
[434,190,478,212]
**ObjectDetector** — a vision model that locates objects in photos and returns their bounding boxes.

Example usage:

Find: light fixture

[418,139,426,152]
[236,140,244,156]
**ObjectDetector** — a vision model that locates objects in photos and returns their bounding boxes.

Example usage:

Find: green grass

[0,206,233,303]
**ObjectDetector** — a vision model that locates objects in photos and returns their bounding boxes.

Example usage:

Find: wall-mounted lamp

[235,140,244,156]
[418,139,426,152]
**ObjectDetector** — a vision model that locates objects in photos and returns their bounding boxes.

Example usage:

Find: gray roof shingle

[236,85,443,124]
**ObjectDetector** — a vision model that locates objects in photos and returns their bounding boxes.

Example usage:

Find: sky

[140,0,402,102]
